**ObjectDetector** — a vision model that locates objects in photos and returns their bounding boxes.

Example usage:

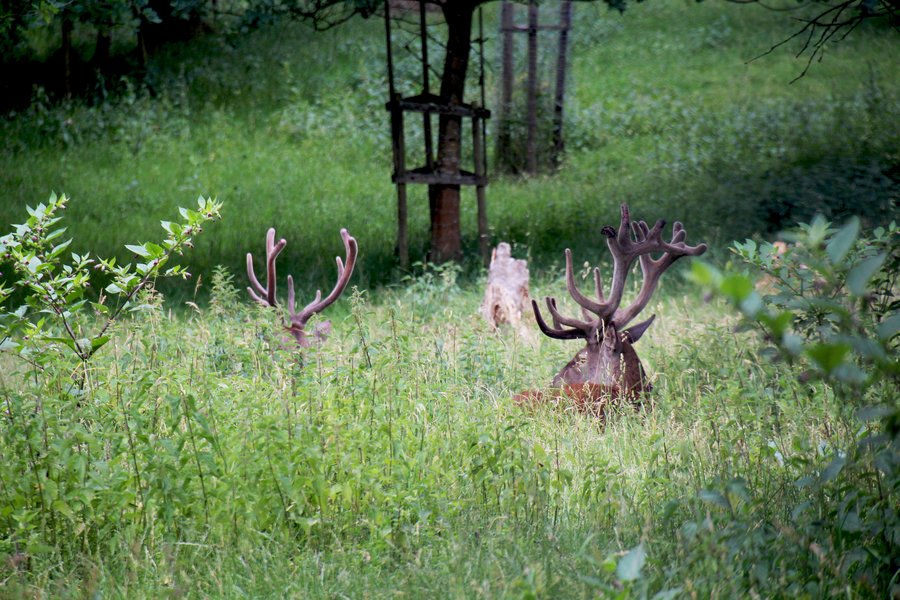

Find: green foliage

[698,216,898,388]
[0,6,898,594]
[690,216,899,595]
[0,193,221,365]
[0,258,895,596]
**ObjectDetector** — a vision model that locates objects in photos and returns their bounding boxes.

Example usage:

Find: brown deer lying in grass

[515,204,707,417]
[247,228,358,347]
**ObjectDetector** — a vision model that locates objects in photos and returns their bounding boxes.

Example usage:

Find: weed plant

[1,212,896,597]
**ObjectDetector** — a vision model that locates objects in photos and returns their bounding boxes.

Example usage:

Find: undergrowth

[0,210,896,597]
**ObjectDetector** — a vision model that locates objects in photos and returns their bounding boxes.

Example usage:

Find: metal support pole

[391,96,409,268]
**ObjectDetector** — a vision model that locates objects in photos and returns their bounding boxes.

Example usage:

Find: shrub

[691,216,899,596]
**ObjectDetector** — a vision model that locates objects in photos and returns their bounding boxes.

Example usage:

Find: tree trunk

[61,15,73,98]
[92,27,111,74]
[496,2,514,170]
[429,2,474,263]
[551,0,573,169]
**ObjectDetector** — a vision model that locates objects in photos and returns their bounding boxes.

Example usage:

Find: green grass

[0,2,898,596]
[0,278,881,598]
[1,2,897,297]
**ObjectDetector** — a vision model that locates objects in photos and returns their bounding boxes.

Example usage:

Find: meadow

[0,1,897,597]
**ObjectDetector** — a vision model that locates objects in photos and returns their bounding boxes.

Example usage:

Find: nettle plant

[701,215,898,386]
[0,193,222,375]
[692,216,899,594]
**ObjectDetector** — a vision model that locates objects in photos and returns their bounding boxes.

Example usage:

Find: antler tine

[564,249,612,317]
[547,297,563,329]
[531,299,586,341]
[599,215,634,314]
[593,267,605,302]
[546,296,595,331]
[296,229,358,325]
[246,252,267,303]
[286,274,298,314]
[246,227,287,307]
[613,220,707,328]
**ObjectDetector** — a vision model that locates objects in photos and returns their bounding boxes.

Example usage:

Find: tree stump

[480,242,532,335]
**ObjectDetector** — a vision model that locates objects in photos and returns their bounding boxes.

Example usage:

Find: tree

[737,0,900,82]
[279,1,619,262]
[266,0,899,263]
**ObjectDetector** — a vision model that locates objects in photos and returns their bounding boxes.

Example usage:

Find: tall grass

[0,273,876,597]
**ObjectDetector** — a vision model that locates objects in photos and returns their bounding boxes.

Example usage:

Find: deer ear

[623,314,656,343]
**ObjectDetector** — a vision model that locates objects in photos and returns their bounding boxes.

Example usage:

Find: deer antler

[611,219,707,328]
[247,228,358,347]
[532,204,706,338]
[247,228,287,307]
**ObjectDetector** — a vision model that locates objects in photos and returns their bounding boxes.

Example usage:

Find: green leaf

[698,489,732,512]
[52,499,75,520]
[47,336,78,351]
[26,256,42,274]
[819,455,846,483]
[616,543,646,582]
[90,302,109,315]
[806,215,831,247]
[90,336,110,352]
[144,242,165,258]
[652,589,683,600]
[806,342,851,373]
[161,220,182,235]
[687,261,720,286]
[125,244,151,257]
[48,239,72,259]
[720,274,755,303]
[759,311,793,337]
[846,253,886,296]
[739,291,763,317]
[877,313,900,340]
[826,217,859,265]
[781,334,803,356]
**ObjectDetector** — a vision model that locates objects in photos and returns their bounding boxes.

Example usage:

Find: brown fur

[513,382,645,420]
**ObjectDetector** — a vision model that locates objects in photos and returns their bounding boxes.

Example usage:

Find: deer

[516,204,707,417]
[247,228,358,347]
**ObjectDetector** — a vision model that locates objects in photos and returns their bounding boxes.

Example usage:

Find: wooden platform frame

[383,1,491,267]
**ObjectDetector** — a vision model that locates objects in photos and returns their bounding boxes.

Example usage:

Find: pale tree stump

[480,243,533,339]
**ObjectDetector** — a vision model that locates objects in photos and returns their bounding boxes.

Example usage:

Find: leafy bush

[691,216,899,596]
[0,193,221,369]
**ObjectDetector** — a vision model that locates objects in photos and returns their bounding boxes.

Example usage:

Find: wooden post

[384,1,408,267]
[419,0,434,169]
[526,0,539,174]
[551,0,573,169]
[497,2,515,164]
[473,113,489,266]
[396,183,409,269]
[391,95,409,268]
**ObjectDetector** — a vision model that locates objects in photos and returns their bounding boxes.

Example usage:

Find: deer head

[530,204,707,406]
[247,228,358,347]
